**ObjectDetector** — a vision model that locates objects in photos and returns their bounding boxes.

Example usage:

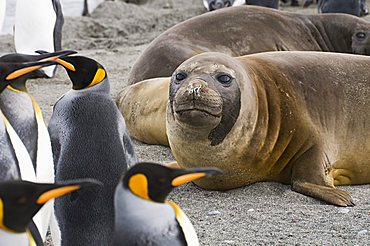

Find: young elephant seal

[167,51,370,207]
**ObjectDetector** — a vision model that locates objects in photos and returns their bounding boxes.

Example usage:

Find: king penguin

[47,54,137,245]
[0,50,76,243]
[0,52,69,182]
[0,178,101,246]
[0,50,77,173]
[14,0,64,78]
[114,162,221,246]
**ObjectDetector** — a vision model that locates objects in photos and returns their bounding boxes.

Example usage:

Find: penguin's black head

[122,162,222,203]
[0,50,77,92]
[0,61,55,93]
[0,54,46,88]
[54,55,107,90]
[0,179,101,233]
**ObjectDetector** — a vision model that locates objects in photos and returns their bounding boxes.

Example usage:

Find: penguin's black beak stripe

[36,185,80,204]
[54,58,76,71]
[171,173,207,187]
[5,65,45,80]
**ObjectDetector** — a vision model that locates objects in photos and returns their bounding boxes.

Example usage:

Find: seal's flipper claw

[348,200,356,207]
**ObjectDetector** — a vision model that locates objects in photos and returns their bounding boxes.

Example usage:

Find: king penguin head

[122,162,222,203]
[0,179,101,233]
[48,54,107,90]
[0,50,77,92]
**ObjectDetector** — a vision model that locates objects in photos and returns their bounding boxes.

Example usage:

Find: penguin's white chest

[0,230,29,246]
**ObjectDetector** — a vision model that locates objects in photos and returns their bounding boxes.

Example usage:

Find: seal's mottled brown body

[167,51,370,206]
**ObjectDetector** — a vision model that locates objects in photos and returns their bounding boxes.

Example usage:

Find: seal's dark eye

[356,32,366,40]
[217,74,232,85]
[175,72,187,81]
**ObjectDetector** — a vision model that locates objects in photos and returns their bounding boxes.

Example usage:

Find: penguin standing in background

[47,54,137,245]
[0,50,77,243]
[14,0,64,78]
[0,178,101,246]
[0,0,5,34]
[114,162,222,246]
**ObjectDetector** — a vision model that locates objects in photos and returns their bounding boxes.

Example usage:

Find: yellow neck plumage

[88,68,106,88]
[26,229,36,246]
[6,85,24,93]
[128,174,150,201]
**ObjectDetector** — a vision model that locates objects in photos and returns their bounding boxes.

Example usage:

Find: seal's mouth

[176,108,221,118]
[175,104,222,118]
[173,102,222,127]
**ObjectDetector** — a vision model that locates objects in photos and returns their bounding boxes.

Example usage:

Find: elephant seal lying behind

[166,51,370,207]
[127,5,370,85]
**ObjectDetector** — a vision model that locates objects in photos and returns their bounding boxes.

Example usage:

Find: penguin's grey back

[50,80,136,245]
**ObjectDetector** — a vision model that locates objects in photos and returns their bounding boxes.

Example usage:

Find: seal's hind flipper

[292,181,354,207]
[290,145,354,207]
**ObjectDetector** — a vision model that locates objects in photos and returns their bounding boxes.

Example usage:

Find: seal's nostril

[194,87,202,98]
[187,84,202,98]
[187,84,194,95]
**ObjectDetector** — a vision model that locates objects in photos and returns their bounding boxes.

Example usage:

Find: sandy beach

[1,0,370,245]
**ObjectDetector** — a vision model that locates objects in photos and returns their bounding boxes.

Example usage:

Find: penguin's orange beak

[34,50,76,71]
[171,167,222,187]
[171,173,207,186]
[36,185,81,204]
[5,65,49,80]
[54,58,76,71]
[39,56,76,72]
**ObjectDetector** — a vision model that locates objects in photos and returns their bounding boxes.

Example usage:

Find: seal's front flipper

[292,181,354,207]
[290,145,354,207]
